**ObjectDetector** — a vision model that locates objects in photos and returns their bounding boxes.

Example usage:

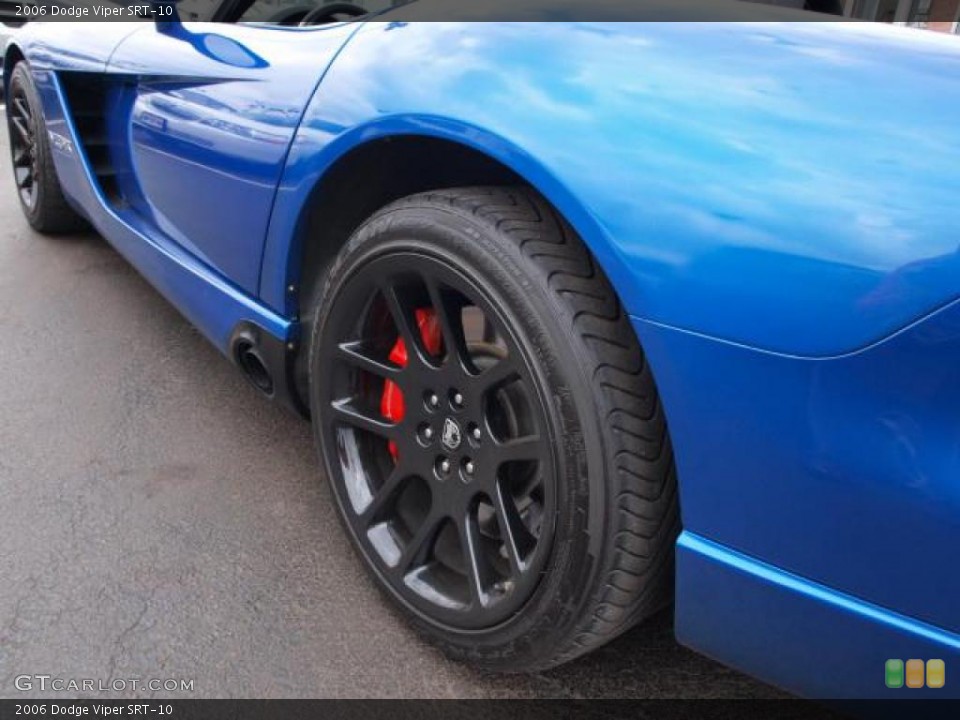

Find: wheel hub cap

[441,417,462,452]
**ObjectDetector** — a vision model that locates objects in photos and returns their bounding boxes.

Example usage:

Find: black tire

[7,62,87,234]
[309,187,679,671]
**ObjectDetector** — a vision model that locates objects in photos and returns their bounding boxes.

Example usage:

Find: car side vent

[58,72,125,206]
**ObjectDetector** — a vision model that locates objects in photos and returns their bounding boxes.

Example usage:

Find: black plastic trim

[229,322,310,419]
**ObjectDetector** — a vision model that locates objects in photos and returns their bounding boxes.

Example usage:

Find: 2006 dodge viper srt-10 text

[6,0,960,699]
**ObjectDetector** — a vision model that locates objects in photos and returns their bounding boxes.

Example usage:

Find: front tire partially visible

[6,62,86,234]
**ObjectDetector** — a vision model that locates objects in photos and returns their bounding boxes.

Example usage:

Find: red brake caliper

[381,308,443,461]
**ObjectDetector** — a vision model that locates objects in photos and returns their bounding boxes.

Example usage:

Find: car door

[103,4,358,297]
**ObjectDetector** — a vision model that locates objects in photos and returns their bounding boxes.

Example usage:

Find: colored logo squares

[886,659,945,688]
[885,659,903,688]
[928,659,946,689]
[906,659,925,688]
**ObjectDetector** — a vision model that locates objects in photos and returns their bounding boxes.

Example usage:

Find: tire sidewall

[309,202,611,668]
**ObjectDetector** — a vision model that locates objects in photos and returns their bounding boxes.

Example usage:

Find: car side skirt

[676,532,960,699]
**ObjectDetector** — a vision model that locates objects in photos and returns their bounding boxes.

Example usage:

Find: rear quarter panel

[266,21,960,358]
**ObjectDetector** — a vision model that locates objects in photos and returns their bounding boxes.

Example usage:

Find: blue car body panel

[268,21,960,357]
[639,296,960,696]
[8,16,960,698]
[676,533,960,699]
[105,22,357,295]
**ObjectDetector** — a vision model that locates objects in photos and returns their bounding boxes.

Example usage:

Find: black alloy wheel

[315,251,557,630]
[310,187,678,671]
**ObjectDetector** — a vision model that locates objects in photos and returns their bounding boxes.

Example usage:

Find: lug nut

[452,392,464,408]
[440,459,451,474]
[423,426,434,441]
[471,426,482,441]
[464,461,475,476]
[427,393,440,409]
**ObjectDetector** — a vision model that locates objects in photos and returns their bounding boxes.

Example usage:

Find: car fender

[265,20,960,358]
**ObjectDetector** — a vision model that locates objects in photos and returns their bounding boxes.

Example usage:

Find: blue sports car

[6,0,960,699]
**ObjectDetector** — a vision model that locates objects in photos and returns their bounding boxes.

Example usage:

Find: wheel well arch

[286,131,639,415]
[294,134,526,322]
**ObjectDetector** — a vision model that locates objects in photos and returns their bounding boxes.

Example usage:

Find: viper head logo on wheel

[441,417,462,451]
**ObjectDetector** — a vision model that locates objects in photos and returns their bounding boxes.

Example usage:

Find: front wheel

[6,62,86,234]
[309,187,678,671]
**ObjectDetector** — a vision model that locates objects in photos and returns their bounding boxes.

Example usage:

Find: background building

[844,0,960,31]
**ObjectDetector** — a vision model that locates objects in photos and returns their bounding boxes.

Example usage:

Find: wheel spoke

[493,481,535,577]
[396,511,443,575]
[478,359,521,395]
[360,466,408,526]
[335,341,402,379]
[330,398,398,439]
[494,435,542,465]
[13,96,31,123]
[425,278,470,370]
[457,507,491,608]
[11,116,31,145]
[379,282,424,365]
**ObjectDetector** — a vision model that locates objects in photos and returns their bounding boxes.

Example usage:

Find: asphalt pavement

[0,123,784,699]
